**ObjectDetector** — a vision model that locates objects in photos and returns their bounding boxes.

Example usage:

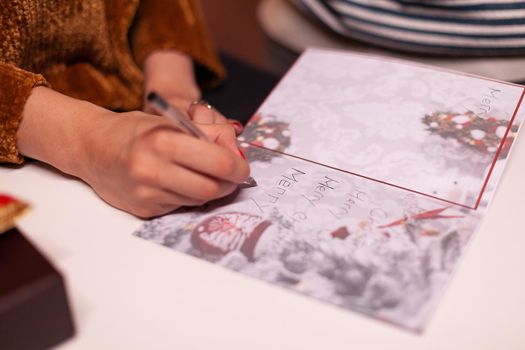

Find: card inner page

[240,49,525,209]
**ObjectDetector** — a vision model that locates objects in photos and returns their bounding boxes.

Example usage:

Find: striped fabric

[292,0,525,56]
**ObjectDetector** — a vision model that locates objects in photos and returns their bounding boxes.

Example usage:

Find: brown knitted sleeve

[0,62,49,164]
[129,0,226,87]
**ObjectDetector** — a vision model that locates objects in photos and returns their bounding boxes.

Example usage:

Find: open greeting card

[134,49,525,332]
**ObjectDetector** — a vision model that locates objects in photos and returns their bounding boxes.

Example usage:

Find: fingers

[110,113,249,219]
[124,187,195,219]
[135,123,249,184]
[130,186,231,219]
[188,104,244,136]
[85,110,250,219]
[123,137,243,218]
[167,134,250,183]
[189,103,244,135]
[136,160,239,201]
[144,95,192,119]
[146,96,245,136]
[189,102,227,124]
[126,186,220,219]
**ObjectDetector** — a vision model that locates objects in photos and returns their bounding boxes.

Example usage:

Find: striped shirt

[292,0,525,56]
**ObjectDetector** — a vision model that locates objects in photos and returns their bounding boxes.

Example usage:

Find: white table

[2,133,525,349]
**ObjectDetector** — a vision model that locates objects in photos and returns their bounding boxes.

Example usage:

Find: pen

[147,91,257,188]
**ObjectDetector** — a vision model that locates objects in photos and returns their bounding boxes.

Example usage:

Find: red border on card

[244,49,525,211]
[473,88,525,209]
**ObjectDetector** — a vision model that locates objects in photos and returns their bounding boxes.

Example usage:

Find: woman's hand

[84,112,249,218]
[18,87,249,218]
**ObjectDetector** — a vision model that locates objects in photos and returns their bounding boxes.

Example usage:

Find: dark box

[0,228,75,349]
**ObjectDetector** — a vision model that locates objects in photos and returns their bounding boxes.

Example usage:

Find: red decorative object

[191,212,272,261]
[378,206,464,229]
[0,194,29,234]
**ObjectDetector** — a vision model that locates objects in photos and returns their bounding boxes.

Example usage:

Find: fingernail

[229,120,244,135]
[238,148,247,160]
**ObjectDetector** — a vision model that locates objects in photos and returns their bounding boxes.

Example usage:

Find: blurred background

[199,0,303,122]
[200,0,296,75]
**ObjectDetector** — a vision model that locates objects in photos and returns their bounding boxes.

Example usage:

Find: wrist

[69,105,120,181]
[143,50,201,102]
[17,87,117,179]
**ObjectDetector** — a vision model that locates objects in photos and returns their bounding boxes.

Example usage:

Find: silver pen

[147,91,257,188]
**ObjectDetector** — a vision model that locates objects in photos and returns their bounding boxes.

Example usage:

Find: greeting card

[134,49,525,332]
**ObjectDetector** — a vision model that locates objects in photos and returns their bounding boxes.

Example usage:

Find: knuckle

[128,162,151,183]
[126,155,162,184]
[149,129,171,151]
[123,147,149,178]
[131,186,153,202]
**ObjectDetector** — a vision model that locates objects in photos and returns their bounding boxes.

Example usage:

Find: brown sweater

[0,0,225,164]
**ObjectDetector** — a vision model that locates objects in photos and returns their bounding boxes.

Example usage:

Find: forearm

[129,0,226,87]
[17,86,114,177]
[142,49,242,132]
[15,86,248,218]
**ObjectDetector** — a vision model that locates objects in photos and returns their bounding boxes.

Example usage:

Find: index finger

[159,131,250,184]
[191,106,230,126]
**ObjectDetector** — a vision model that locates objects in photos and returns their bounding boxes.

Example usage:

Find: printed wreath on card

[422,111,519,159]
[238,113,291,162]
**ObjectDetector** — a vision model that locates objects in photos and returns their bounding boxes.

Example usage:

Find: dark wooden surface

[0,228,75,349]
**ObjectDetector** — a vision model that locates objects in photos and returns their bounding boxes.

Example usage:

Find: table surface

[2,123,525,350]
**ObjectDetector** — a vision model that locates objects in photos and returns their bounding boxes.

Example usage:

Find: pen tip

[238,176,257,189]
[246,176,258,187]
